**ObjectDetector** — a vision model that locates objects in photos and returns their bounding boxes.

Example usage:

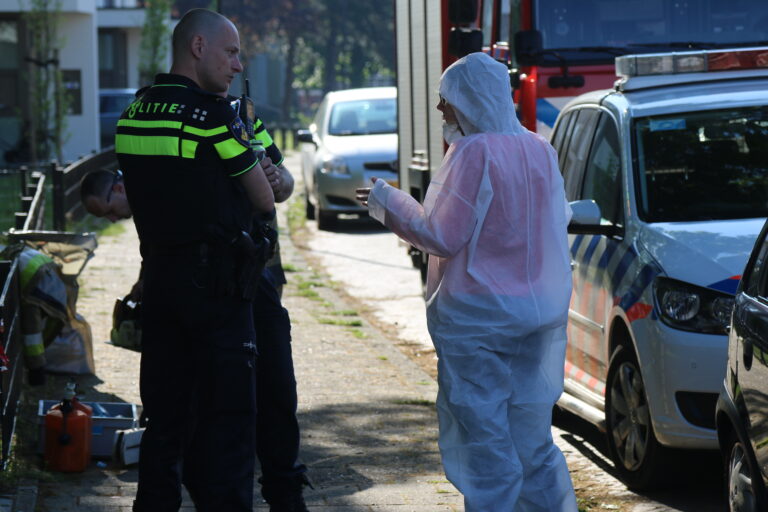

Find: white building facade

[0,0,169,166]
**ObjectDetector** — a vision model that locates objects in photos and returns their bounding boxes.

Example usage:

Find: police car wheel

[725,430,765,512]
[305,189,316,220]
[605,344,670,490]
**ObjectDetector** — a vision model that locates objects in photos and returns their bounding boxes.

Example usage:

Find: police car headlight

[654,277,734,335]
[320,156,349,175]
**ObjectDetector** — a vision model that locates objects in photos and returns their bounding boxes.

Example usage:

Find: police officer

[241,132,311,512]
[84,110,310,510]
[114,8,274,512]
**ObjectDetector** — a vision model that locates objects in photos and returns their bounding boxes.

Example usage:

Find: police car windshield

[634,107,768,223]
[328,99,396,136]
[536,0,768,62]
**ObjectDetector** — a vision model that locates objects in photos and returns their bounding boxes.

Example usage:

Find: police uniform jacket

[115,74,259,252]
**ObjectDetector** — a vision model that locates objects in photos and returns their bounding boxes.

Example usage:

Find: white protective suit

[367,53,577,511]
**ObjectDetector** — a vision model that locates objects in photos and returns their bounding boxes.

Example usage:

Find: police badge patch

[230,117,251,148]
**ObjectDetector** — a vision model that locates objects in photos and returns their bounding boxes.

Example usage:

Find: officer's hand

[355,177,378,206]
[261,157,281,193]
[128,279,144,302]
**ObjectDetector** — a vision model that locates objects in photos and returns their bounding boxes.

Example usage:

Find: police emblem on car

[230,117,251,147]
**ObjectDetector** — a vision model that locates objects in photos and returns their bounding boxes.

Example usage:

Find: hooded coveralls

[366,53,577,511]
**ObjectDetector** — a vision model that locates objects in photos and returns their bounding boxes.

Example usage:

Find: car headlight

[653,277,735,335]
[320,156,349,175]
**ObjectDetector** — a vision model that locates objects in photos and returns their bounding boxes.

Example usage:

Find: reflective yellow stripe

[118,119,183,129]
[116,134,179,156]
[20,254,51,289]
[214,138,248,159]
[181,139,198,158]
[24,344,45,357]
[229,160,258,177]
[183,125,228,137]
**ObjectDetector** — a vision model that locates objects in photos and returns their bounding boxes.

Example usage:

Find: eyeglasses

[105,170,123,204]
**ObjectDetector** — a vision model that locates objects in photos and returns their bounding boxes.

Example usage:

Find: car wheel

[317,210,336,231]
[305,189,316,220]
[726,430,766,512]
[605,344,670,490]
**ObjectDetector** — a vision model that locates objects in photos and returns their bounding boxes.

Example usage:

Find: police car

[554,47,768,490]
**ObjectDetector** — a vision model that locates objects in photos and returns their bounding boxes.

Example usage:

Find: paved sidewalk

[19,151,462,511]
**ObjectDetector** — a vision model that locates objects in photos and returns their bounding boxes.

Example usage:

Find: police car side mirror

[570,199,601,225]
[568,199,622,237]
[296,129,315,145]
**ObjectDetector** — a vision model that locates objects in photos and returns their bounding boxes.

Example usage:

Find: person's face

[84,182,132,223]
[197,22,243,95]
[437,96,459,125]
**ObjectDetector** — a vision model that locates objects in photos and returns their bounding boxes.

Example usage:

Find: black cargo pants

[134,250,257,512]
[255,269,307,499]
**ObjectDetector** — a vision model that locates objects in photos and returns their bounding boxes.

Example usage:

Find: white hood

[638,218,765,293]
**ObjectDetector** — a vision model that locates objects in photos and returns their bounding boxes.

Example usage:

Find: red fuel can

[44,398,92,472]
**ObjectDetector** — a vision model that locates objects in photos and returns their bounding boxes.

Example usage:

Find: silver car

[298,87,397,230]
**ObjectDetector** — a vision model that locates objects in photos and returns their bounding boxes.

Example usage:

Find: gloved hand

[232,230,270,300]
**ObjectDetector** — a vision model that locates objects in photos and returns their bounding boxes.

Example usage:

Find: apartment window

[98,29,127,88]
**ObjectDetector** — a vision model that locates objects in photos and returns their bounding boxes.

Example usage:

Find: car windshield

[634,106,768,222]
[535,0,768,61]
[100,94,134,114]
[328,98,396,136]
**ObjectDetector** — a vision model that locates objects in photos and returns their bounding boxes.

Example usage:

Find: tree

[221,0,394,122]
[23,0,68,164]
[139,0,172,87]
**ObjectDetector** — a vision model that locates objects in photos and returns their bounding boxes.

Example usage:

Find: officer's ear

[191,34,205,59]
[113,181,125,196]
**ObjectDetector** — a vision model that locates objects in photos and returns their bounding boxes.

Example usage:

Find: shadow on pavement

[554,407,725,511]
[297,398,444,502]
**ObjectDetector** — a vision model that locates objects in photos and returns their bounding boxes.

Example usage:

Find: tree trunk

[281,33,297,122]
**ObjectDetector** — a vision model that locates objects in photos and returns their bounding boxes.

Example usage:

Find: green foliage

[222,0,395,121]
[23,0,69,164]
[139,0,172,87]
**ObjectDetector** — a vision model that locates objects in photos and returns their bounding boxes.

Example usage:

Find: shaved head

[172,8,232,62]
[169,8,243,94]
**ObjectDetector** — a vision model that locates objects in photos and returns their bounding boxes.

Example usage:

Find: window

[560,108,599,201]
[550,110,573,164]
[582,113,622,224]
[328,98,396,136]
[0,20,20,118]
[634,106,768,222]
[98,29,127,88]
[744,229,768,298]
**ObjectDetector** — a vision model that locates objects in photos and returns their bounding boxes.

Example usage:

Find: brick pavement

[21,153,463,511]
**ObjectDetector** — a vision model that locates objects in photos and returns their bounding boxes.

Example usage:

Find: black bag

[110,296,142,352]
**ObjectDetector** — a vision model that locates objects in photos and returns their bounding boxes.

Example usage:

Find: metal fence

[52,148,118,231]
[0,147,117,469]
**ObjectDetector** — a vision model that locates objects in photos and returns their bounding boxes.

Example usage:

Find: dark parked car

[100,89,135,148]
[716,218,768,511]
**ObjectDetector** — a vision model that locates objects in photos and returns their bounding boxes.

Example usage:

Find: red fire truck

[397,0,768,278]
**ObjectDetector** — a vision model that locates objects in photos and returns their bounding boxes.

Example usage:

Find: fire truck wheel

[605,344,671,490]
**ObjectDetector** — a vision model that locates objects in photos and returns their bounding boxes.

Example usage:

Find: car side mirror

[568,199,622,236]
[514,30,543,66]
[570,199,601,225]
[448,0,478,24]
[296,129,314,145]
[448,28,483,58]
